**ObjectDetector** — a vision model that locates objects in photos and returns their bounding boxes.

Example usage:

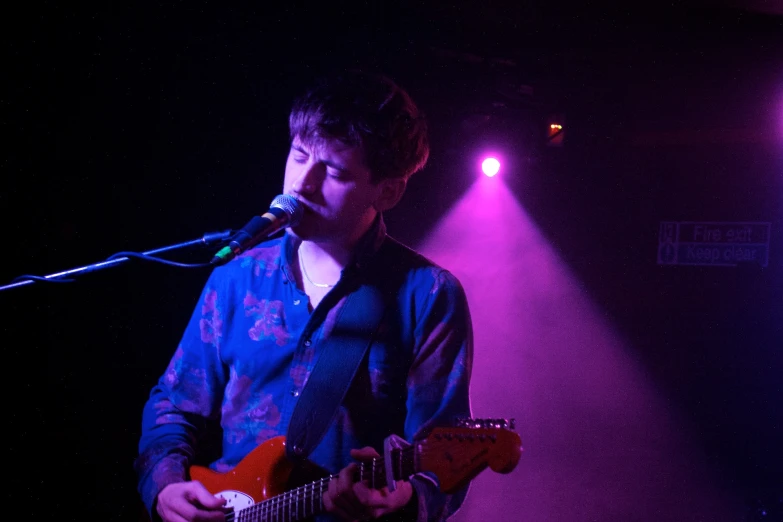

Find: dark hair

[289,70,429,183]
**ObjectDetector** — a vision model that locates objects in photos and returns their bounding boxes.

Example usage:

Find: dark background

[3,1,782,520]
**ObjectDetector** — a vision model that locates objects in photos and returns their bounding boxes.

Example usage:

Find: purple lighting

[416,179,741,521]
[481,157,501,177]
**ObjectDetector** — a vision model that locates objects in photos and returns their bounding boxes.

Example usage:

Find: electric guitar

[189,418,522,521]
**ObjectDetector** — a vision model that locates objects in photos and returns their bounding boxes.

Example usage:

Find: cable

[9,251,214,286]
[105,251,214,268]
[11,275,75,284]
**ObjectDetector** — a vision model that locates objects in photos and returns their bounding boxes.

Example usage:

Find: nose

[291,162,323,195]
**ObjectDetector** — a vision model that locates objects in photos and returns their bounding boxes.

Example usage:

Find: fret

[198,422,522,522]
[290,488,295,522]
[319,477,325,512]
[288,491,297,521]
[229,445,419,522]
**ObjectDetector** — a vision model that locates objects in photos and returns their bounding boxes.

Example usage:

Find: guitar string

[225,440,511,522]
[228,448,418,522]
[222,431,506,520]
[225,441,495,521]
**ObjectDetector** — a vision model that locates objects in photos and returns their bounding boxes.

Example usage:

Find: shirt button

[291,388,300,397]
[304,339,312,347]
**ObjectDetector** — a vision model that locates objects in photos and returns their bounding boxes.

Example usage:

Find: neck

[232,449,414,522]
[300,239,353,268]
[296,240,350,291]
[294,213,380,289]
[297,215,376,281]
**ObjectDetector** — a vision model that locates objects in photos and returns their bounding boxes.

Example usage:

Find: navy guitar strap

[285,239,394,462]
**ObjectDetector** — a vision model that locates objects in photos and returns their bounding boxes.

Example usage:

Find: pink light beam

[416,175,741,521]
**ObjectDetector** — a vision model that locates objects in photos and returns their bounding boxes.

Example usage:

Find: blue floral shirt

[135,217,474,521]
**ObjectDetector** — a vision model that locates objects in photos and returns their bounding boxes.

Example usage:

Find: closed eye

[326,166,345,177]
[291,145,309,163]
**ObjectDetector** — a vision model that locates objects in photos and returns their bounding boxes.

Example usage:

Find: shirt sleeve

[134,268,231,517]
[404,268,474,522]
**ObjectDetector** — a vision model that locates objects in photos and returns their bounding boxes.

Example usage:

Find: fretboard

[228,447,415,522]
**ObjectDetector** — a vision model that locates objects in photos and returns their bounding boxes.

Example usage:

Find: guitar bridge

[455,417,516,430]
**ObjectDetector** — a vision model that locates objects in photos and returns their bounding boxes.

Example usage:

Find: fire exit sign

[658,222,771,267]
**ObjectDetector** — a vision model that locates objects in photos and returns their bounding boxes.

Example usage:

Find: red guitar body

[189,436,296,510]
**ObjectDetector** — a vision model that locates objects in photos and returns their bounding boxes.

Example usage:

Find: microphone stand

[0,230,232,293]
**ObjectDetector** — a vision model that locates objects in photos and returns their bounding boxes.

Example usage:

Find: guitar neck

[233,449,413,522]
[229,475,330,522]
[227,422,522,522]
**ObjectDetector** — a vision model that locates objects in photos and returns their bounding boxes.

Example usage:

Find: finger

[325,475,360,522]
[350,446,380,460]
[157,483,193,522]
[354,480,413,516]
[156,502,188,522]
[176,503,228,522]
[353,481,381,504]
[350,447,382,490]
[353,481,396,513]
[335,464,369,521]
[159,482,227,522]
[159,496,199,522]
[188,481,227,510]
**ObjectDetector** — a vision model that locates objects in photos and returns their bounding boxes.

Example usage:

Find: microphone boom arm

[0,229,232,293]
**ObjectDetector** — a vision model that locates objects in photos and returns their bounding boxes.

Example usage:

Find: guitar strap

[285,239,394,462]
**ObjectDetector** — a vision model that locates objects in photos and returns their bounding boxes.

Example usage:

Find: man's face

[283,136,385,245]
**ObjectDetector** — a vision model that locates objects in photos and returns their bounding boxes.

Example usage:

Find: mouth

[295,200,317,215]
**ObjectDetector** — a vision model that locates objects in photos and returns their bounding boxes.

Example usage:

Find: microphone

[211,194,303,265]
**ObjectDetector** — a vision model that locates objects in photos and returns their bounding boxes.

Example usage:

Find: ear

[373,177,408,212]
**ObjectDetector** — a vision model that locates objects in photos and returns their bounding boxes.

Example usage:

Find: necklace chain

[298,246,336,289]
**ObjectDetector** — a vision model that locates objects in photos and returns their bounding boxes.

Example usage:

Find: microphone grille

[270,194,304,226]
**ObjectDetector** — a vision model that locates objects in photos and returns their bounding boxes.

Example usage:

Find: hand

[156,481,229,522]
[323,447,414,521]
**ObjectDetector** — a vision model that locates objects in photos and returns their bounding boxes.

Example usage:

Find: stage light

[547,114,565,146]
[547,123,564,146]
[481,157,501,177]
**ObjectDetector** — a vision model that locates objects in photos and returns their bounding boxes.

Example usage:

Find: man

[135,70,474,522]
